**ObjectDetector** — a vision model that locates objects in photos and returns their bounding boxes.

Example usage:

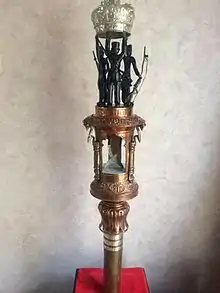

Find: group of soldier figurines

[93,33,145,107]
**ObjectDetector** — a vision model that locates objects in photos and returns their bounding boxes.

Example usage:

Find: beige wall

[1,0,220,292]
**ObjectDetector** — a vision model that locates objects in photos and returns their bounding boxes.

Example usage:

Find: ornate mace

[83,1,148,293]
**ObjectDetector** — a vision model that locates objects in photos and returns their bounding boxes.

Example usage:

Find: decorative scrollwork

[98,201,130,234]
[90,179,139,201]
[83,114,146,129]
[100,182,135,194]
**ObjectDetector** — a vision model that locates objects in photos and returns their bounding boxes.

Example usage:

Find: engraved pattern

[99,201,130,234]
[101,182,125,193]
[96,107,106,117]
[95,106,132,117]
[83,114,146,129]
[100,181,136,194]
[91,0,135,36]
[90,180,139,201]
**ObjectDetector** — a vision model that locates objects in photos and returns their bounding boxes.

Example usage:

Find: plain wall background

[0,0,220,292]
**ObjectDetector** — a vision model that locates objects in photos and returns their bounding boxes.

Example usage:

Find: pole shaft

[98,202,129,293]
[103,233,123,293]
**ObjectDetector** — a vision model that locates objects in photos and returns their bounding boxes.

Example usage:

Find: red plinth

[73,268,150,293]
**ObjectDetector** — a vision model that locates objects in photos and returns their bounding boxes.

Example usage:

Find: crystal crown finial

[91,0,135,38]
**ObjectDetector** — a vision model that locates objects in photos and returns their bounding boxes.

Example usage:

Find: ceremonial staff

[83,1,148,292]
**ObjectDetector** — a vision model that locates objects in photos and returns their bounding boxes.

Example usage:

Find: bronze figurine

[122,44,142,106]
[93,35,147,107]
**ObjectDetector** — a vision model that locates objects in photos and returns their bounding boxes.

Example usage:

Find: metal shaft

[103,233,123,293]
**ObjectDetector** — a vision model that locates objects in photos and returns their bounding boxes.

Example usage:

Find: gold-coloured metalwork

[99,201,130,234]
[128,139,136,182]
[99,141,103,177]
[83,113,145,134]
[104,248,122,293]
[91,0,135,38]
[104,233,123,251]
[83,106,145,293]
[95,106,133,118]
[93,140,101,180]
[90,179,138,202]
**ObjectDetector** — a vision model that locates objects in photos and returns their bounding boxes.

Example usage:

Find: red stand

[73,268,150,293]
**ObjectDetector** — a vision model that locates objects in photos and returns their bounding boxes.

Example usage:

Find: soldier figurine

[105,33,127,106]
[94,36,109,106]
[122,44,142,106]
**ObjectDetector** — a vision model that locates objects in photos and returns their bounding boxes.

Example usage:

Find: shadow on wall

[202,180,220,293]
[27,276,74,293]
[147,159,220,293]
[150,260,199,293]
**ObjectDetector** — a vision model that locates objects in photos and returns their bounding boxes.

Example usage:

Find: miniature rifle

[93,50,99,70]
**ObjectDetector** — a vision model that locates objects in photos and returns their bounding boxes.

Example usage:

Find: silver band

[104,233,123,252]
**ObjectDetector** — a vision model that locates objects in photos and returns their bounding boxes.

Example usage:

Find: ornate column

[93,140,101,181]
[128,139,136,182]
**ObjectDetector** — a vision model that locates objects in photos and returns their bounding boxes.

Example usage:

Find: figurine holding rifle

[93,36,109,106]
[105,32,127,106]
